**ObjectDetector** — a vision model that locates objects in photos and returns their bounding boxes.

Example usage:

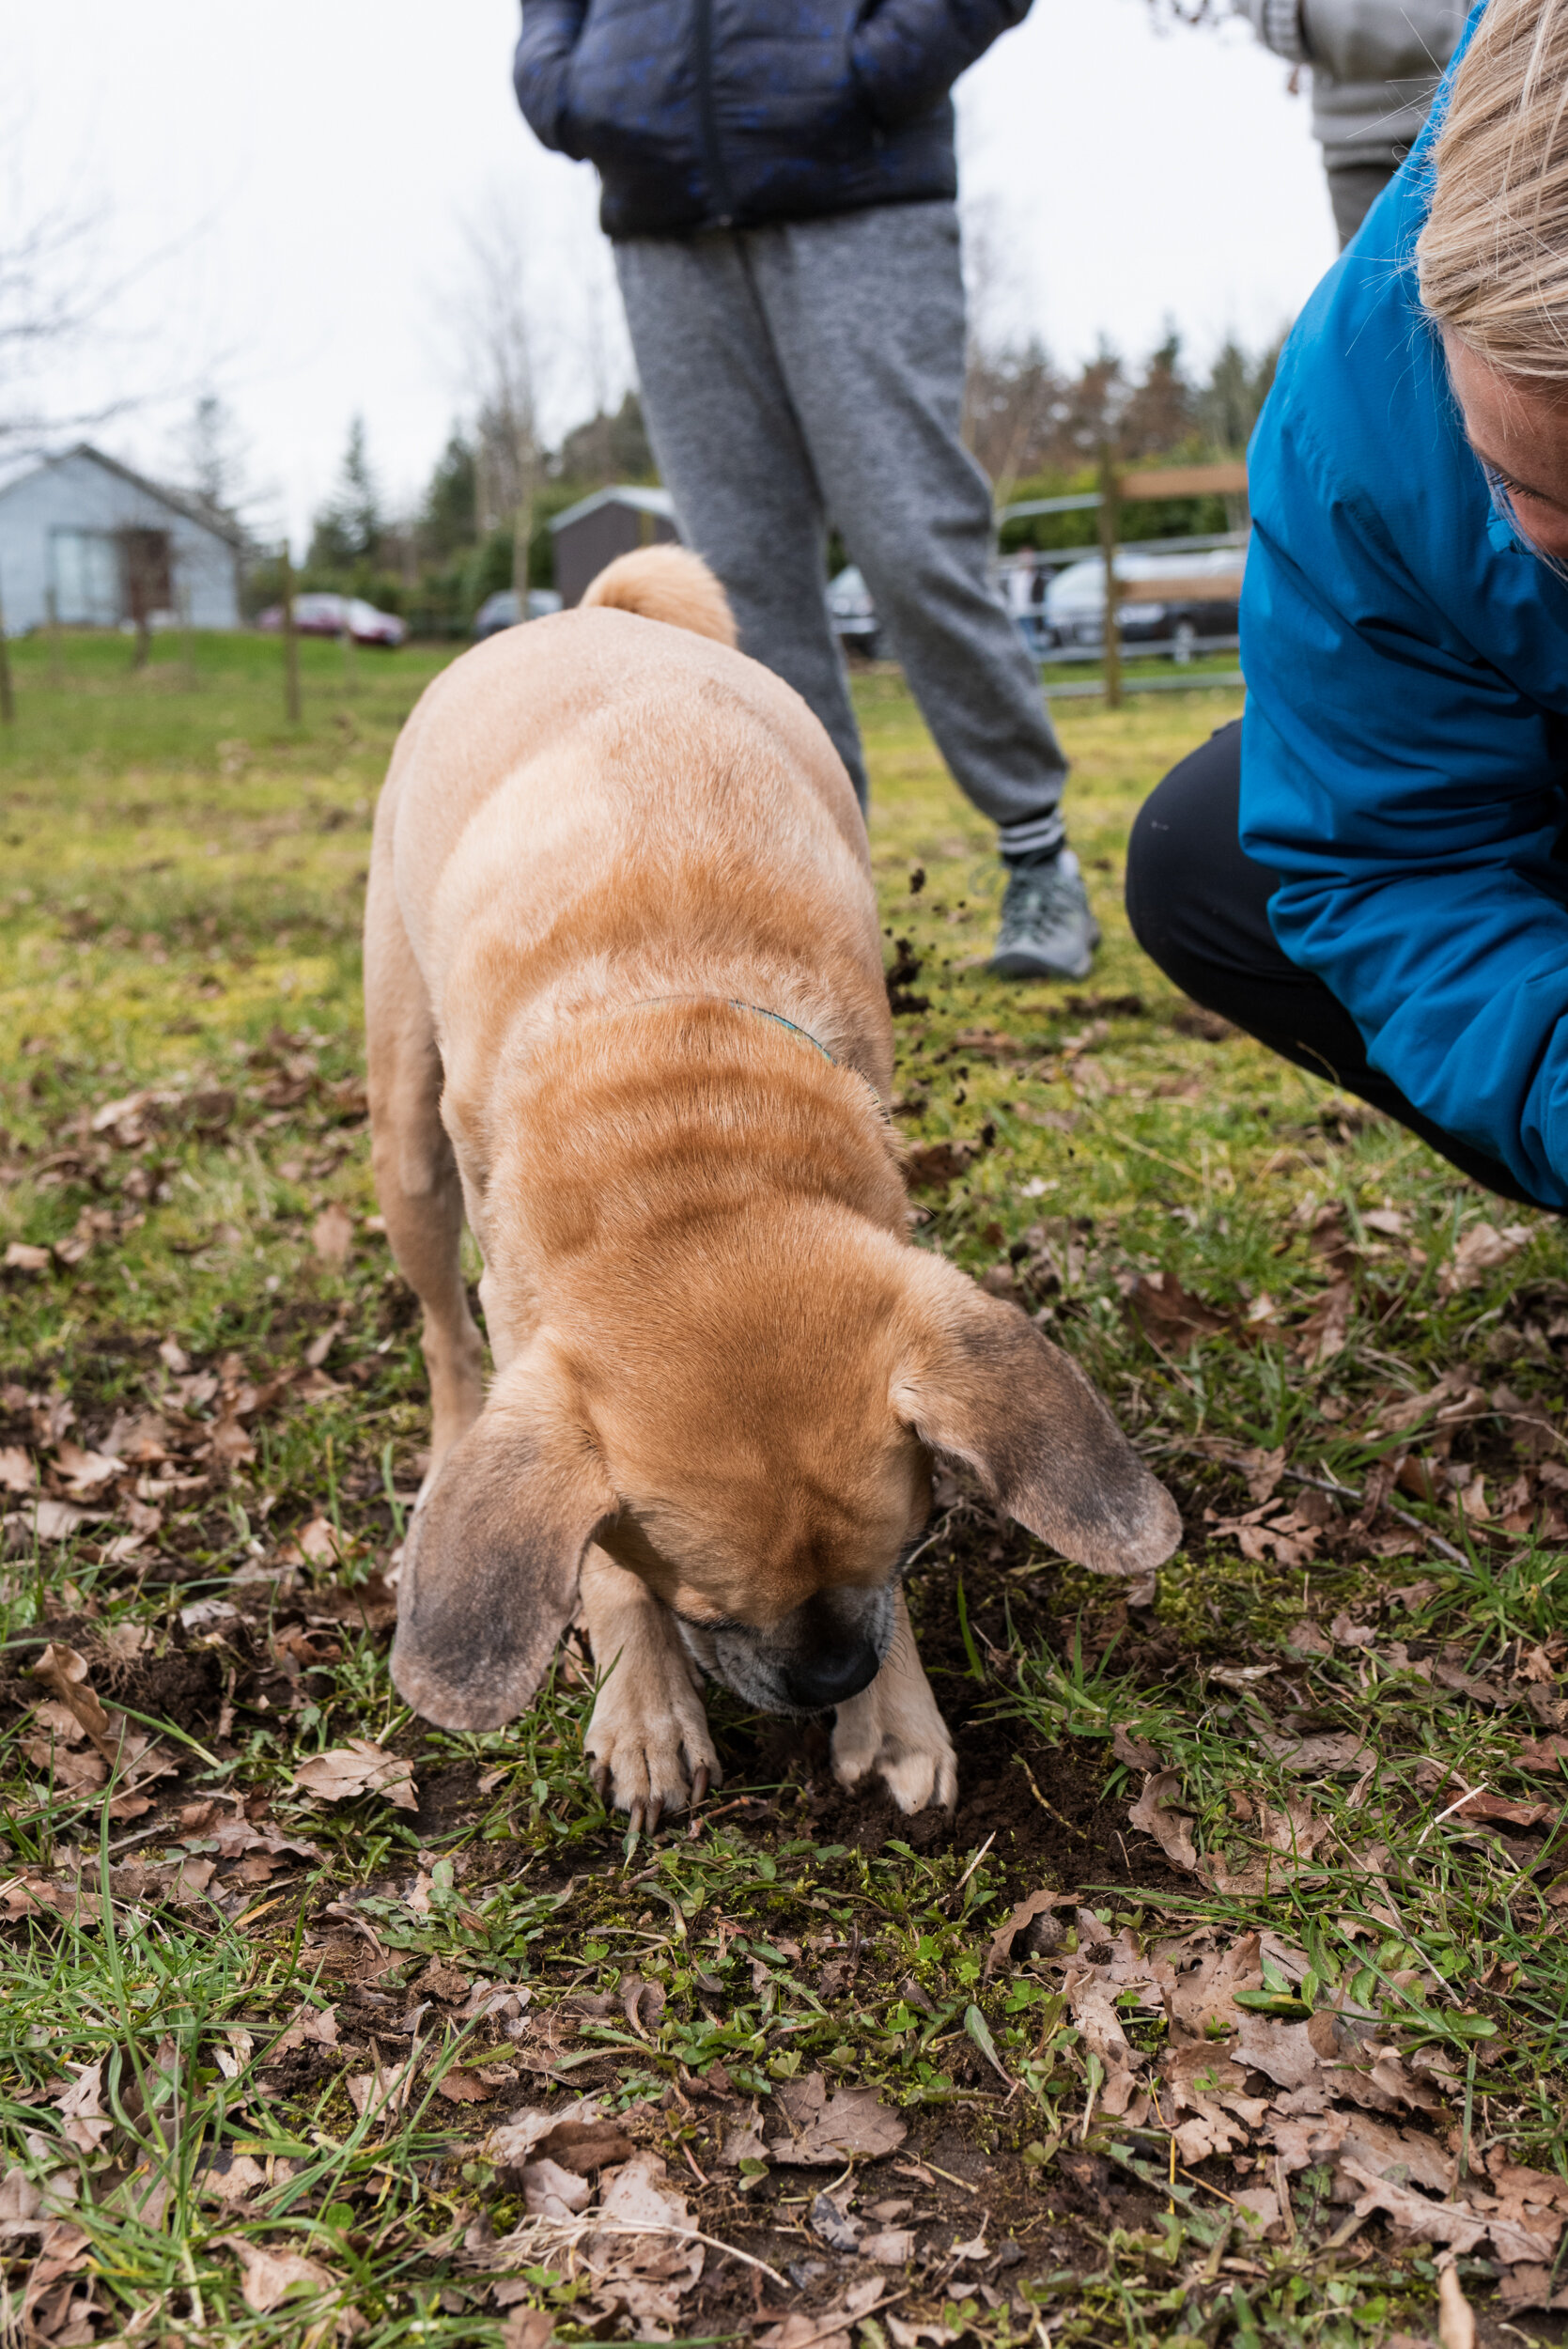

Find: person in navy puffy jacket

[513,0,1101,982]
[1129,0,1568,1209]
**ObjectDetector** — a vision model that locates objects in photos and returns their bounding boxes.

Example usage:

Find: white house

[0,444,246,635]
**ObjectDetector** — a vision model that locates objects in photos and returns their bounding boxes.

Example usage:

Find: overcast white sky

[4,0,1335,550]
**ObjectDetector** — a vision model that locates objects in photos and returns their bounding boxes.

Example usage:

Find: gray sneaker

[991,848,1100,981]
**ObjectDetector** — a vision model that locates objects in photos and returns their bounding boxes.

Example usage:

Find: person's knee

[1125,779,1187,973]
[1125,721,1245,981]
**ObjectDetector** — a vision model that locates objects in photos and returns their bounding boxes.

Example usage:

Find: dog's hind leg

[831,1589,956,1814]
[365,852,485,1487]
[579,1546,722,1831]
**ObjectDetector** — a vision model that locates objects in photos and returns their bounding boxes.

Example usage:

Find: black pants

[1126,720,1543,1207]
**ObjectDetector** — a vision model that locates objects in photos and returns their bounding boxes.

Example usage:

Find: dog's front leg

[831,1588,957,1814]
[579,1547,722,1832]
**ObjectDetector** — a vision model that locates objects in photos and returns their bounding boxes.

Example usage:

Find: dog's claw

[590,1762,611,1807]
[644,1795,663,1835]
[690,1763,709,1811]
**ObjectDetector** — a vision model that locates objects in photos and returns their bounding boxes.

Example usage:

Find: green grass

[1,632,1566,2346]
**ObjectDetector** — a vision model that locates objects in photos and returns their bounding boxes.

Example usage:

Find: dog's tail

[580,545,737,647]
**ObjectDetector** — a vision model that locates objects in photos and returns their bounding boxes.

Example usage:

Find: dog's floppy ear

[893,1252,1181,1590]
[391,1365,614,1733]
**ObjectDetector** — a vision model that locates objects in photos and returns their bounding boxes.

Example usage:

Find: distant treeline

[250,325,1281,637]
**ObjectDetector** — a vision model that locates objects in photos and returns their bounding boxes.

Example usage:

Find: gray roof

[0,443,249,548]
[550,484,675,536]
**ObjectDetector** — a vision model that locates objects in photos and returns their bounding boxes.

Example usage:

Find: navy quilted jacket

[514,0,1032,239]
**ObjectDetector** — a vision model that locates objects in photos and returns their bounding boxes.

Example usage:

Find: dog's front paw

[876,1733,958,1815]
[584,1669,722,1833]
[832,1712,957,1814]
[831,1651,957,1816]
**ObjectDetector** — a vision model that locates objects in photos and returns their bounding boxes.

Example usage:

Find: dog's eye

[675,1607,742,1635]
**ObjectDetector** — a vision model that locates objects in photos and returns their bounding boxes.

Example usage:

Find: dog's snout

[691,1583,895,1715]
[781,1639,882,1713]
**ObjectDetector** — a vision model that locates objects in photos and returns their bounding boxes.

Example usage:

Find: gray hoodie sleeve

[1234,0,1307,61]
[1234,0,1465,167]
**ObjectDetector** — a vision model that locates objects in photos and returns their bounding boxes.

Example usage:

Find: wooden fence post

[280,538,301,723]
[46,586,63,687]
[0,562,15,726]
[1097,445,1122,712]
[179,566,196,692]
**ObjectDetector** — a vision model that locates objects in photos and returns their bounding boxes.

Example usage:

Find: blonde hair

[1418,0,1568,380]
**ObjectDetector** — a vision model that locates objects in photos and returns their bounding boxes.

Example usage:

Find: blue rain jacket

[513,0,1030,240]
[1240,6,1568,1209]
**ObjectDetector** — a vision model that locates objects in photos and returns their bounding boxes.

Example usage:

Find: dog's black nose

[782,1641,882,1712]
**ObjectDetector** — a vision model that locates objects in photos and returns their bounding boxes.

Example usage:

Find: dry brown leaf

[23,1740,105,1795]
[1234,2184,1284,2239]
[1257,1728,1375,1773]
[1268,2108,1455,2197]
[1232,2014,1321,2091]
[211,1816,326,1866]
[621,1974,667,2039]
[1199,1815,1328,1896]
[984,1888,1062,1978]
[1111,1723,1163,1771]
[1127,1270,1239,1350]
[1296,1280,1354,1367]
[292,1738,417,1812]
[486,2098,634,2178]
[1166,1932,1266,2038]
[521,2156,591,2219]
[885,2317,958,2349]
[11,1497,98,1541]
[861,2228,918,2263]
[1446,1784,1557,1829]
[1127,1769,1198,1873]
[0,2169,43,2237]
[52,2061,112,2154]
[1063,1970,1143,2114]
[52,1441,118,1492]
[759,2319,851,2349]
[296,1515,342,1564]
[500,2314,556,2349]
[220,2234,335,2315]
[346,2054,418,2123]
[200,2154,271,2207]
[31,1645,113,1750]
[0,1446,36,1493]
[1160,2039,1264,2164]
[763,2073,907,2164]
[264,2004,339,2065]
[1516,1734,1568,1773]
[311,1203,355,1268]
[4,1241,51,1274]
[1440,1221,1532,1296]
[437,2068,493,2105]
[1343,2157,1557,2264]
[585,2152,704,2329]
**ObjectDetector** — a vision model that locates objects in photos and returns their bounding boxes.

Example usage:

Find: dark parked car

[473,588,564,639]
[257,593,407,647]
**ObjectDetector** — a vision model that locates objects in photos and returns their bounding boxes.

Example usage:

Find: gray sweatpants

[614,201,1068,854]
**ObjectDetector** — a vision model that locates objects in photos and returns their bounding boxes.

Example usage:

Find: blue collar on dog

[632,996,837,1064]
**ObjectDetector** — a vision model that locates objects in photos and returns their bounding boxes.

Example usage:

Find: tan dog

[367,546,1180,1828]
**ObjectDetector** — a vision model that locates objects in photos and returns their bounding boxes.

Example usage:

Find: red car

[257,593,406,647]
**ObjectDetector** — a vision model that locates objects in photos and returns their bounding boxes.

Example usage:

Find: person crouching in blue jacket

[513,0,1099,982]
[1127,0,1568,1209]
